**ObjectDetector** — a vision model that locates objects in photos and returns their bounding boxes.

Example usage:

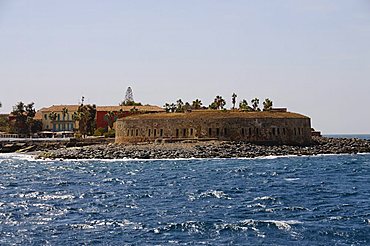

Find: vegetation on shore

[164,94,274,113]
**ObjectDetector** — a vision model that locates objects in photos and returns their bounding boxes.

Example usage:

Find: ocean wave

[188,190,231,201]
[70,219,143,230]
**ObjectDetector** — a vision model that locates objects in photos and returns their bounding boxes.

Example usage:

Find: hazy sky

[1,0,369,134]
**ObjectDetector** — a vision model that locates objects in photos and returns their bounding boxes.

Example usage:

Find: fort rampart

[115,111,312,145]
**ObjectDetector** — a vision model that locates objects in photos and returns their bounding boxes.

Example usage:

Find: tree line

[164,94,273,112]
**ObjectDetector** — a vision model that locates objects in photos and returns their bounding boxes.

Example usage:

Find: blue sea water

[1,152,369,245]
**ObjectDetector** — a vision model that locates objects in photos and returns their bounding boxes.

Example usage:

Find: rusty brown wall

[115,117,312,145]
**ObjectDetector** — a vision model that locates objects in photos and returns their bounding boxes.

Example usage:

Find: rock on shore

[36,137,370,160]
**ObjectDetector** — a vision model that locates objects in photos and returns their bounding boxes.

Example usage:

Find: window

[160,129,163,137]
[127,130,130,136]
[241,128,245,136]
[294,128,297,135]
[277,128,280,135]
[136,129,139,136]
[44,114,48,120]
[224,128,227,135]
[154,129,157,137]
[283,128,286,135]
[272,128,276,135]
[256,128,259,135]
[216,128,220,136]
[148,129,151,137]
[176,129,179,137]
[183,129,186,137]
[46,125,49,129]
[209,128,212,136]
[131,129,134,136]
[57,114,60,121]
[190,128,193,136]
[249,128,252,135]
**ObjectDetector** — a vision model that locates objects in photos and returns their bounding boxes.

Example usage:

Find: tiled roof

[39,105,164,113]
[97,105,164,112]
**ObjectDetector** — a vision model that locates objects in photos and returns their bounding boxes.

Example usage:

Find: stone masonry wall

[115,116,312,145]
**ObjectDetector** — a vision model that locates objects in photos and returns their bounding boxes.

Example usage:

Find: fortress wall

[115,115,312,145]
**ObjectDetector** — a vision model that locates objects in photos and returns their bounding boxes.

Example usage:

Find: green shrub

[94,127,106,136]
[104,129,115,138]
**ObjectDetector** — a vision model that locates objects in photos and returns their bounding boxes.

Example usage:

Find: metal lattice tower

[125,87,134,103]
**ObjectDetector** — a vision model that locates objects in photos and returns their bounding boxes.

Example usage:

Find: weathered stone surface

[115,111,312,146]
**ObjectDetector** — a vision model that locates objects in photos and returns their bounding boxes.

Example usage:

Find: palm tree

[215,95,226,110]
[104,111,116,130]
[192,99,202,109]
[251,98,260,111]
[239,99,251,111]
[48,111,58,132]
[176,99,184,112]
[263,98,273,111]
[232,93,237,109]
[62,107,68,120]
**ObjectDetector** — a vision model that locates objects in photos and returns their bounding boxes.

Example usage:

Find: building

[38,105,79,132]
[115,110,312,145]
[37,104,164,132]
[95,105,164,129]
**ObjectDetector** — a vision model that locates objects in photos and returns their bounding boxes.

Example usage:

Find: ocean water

[0,153,369,245]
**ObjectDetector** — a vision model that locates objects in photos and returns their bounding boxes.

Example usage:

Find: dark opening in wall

[298,128,301,135]
[294,128,297,135]
[190,128,193,136]
[136,129,139,136]
[131,129,134,136]
[216,128,220,136]
[127,130,130,136]
[160,129,163,137]
[176,129,179,137]
[249,128,252,135]
[283,128,286,135]
[272,128,276,135]
[154,129,157,137]
[277,128,280,135]
[148,129,151,137]
[224,128,227,136]
[209,128,212,136]
[256,128,259,135]
[183,129,186,137]
[241,128,245,136]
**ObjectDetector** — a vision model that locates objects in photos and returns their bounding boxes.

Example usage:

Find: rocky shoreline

[35,137,370,160]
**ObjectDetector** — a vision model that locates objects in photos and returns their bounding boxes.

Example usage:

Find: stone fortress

[115,109,312,146]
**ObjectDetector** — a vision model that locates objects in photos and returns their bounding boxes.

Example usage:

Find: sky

[0,0,369,134]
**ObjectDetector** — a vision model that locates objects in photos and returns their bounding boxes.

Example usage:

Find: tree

[176,99,184,112]
[239,99,252,111]
[62,107,68,120]
[232,93,237,109]
[77,104,97,137]
[251,98,261,111]
[211,95,226,110]
[48,111,58,132]
[11,102,37,135]
[192,99,202,109]
[104,111,117,130]
[183,102,192,111]
[120,87,142,106]
[263,98,273,111]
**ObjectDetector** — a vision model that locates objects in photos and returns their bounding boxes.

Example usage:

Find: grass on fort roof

[124,110,308,119]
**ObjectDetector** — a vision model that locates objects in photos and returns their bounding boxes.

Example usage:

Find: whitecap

[284,178,300,181]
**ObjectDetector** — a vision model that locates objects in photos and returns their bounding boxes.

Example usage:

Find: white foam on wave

[284,177,300,181]
[1,152,369,163]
